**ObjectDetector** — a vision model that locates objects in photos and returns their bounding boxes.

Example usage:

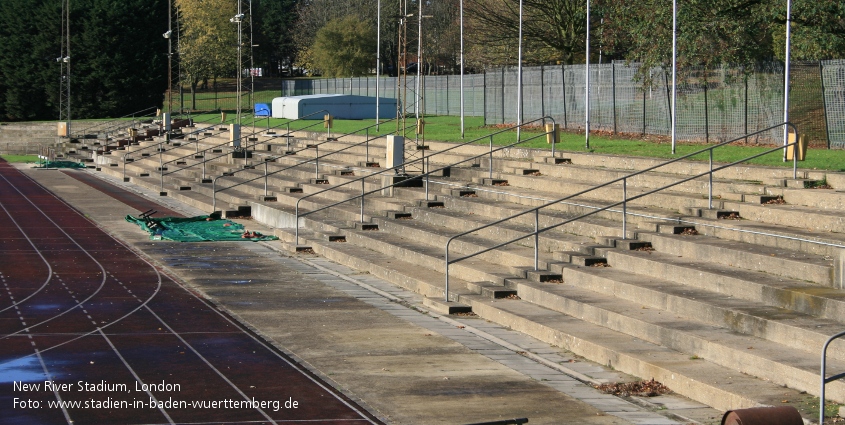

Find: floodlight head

[230,13,244,23]
[56,57,62,62]
[62,57,70,63]
[163,30,172,39]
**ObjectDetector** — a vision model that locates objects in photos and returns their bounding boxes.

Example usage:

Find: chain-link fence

[280,75,485,118]
[484,61,833,147]
[822,60,845,149]
[182,60,839,148]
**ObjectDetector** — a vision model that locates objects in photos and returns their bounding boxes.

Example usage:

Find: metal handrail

[211,118,400,210]
[820,330,845,423]
[120,114,240,181]
[294,117,556,243]
[443,122,800,301]
[74,106,158,136]
[158,111,332,191]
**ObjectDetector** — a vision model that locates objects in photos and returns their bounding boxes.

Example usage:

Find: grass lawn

[0,154,39,163]
[184,113,845,172]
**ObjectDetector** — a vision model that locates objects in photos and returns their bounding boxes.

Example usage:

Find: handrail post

[445,246,450,302]
[709,149,714,209]
[489,135,494,179]
[361,177,365,223]
[295,203,300,244]
[820,330,845,424]
[264,160,269,196]
[425,157,430,201]
[159,145,164,193]
[286,123,291,151]
[534,209,539,271]
[212,178,217,212]
[315,145,319,178]
[202,153,207,181]
[622,178,628,238]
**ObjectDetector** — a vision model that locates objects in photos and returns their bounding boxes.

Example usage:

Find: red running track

[0,160,381,425]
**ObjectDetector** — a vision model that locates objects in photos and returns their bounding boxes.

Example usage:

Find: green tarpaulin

[126,215,278,242]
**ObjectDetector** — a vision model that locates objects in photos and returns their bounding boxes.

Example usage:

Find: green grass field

[0,154,39,163]
[184,113,842,171]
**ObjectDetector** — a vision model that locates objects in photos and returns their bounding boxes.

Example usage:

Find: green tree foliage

[254,0,300,76]
[466,0,588,66]
[310,15,376,77]
[0,0,60,121]
[176,0,237,109]
[0,0,168,122]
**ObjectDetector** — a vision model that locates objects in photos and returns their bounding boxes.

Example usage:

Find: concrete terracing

[54,118,845,423]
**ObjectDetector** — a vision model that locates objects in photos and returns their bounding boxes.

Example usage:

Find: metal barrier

[294,117,556,243]
[158,110,331,192]
[820,330,845,423]
[211,118,399,210]
[443,122,800,301]
[120,114,238,182]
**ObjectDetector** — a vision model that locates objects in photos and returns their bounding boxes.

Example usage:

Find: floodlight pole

[459,0,465,138]
[671,0,677,154]
[782,0,792,161]
[236,2,243,130]
[516,0,523,141]
[376,0,381,129]
[415,0,423,128]
[166,0,171,114]
[585,0,590,149]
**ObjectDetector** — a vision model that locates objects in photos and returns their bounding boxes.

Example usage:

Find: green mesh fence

[125,215,278,242]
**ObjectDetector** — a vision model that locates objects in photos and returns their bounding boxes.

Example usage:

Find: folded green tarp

[125,214,278,242]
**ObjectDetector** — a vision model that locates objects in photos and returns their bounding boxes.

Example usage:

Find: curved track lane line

[8,167,381,424]
[0,178,54,314]
[0,172,110,340]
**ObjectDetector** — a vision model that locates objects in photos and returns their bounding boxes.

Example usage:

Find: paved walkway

[21,165,722,425]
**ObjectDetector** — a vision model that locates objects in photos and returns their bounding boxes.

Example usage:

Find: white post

[516,0,523,141]
[416,0,423,121]
[459,0,465,138]
[782,0,792,161]
[376,0,381,127]
[671,0,677,154]
[585,0,590,149]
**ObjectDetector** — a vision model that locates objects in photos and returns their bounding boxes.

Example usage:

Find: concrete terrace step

[76,130,845,421]
[274,225,821,415]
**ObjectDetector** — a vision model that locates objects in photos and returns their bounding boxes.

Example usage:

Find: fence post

[820,61,832,149]
[704,69,710,143]
[540,65,546,118]
[483,70,488,126]
[562,63,568,129]
[642,84,647,136]
[501,67,506,124]
[612,61,617,134]
[744,70,749,144]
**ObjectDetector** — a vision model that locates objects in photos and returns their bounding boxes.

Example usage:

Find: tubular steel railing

[211,118,400,211]
[120,114,239,182]
[293,117,556,243]
[820,330,845,423]
[158,110,331,192]
[443,122,800,301]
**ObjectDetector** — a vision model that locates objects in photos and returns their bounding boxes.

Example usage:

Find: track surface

[0,160,380,425]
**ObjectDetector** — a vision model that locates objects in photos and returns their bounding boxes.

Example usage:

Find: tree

[0,0,168,121]
[310,16,376,77]
[254,0,300,76]
[176,0,237,109]
[465,0,589,66]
